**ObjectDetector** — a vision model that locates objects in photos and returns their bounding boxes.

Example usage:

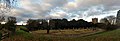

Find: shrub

[15,30,33,39]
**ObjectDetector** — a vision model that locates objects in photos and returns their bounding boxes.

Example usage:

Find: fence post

[0,32,2,41]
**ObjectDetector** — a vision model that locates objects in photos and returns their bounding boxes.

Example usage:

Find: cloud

[45,7,68,19]
[7,0,120,22]
[13,0,68,21]
[64,2,77,10]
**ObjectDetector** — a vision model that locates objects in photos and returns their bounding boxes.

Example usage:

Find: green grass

[3,29,120,41]
[15,30,33,39]
[37,29,120,41]
[3,30,34,41]
[75,29,120,41]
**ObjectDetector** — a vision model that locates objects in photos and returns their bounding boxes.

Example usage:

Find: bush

[105,25,118,31]
[15,30,33,39]
[18,26,29,32]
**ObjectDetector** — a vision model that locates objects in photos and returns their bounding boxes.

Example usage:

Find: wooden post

[47,20,50,34]
[47,28,50,34]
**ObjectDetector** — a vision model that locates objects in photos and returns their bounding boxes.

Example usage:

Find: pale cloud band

[10,0,120,22]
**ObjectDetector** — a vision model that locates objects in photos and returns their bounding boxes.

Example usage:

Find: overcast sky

[9,0,120,22]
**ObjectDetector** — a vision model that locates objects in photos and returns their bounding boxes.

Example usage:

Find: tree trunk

[47,29,50,34]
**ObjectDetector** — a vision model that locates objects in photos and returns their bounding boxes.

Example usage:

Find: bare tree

[5,16,16,33]
[105,16,116,25]
[100,18,110,25]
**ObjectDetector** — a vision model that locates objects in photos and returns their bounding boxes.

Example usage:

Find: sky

[4,0,120,22]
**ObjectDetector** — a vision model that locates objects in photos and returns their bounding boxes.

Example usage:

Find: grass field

[32,29,102,34]
[75,29,120,41]
[3,29,120,41]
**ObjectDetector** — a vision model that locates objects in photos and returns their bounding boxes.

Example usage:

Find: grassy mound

[15,30,33,39]
[3,30,33,41]
[76,29,120,41]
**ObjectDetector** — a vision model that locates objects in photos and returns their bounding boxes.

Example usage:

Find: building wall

[92,18,98,24]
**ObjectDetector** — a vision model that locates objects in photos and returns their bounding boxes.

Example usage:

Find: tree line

[26,18,118,31]
[0,16,118,33]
